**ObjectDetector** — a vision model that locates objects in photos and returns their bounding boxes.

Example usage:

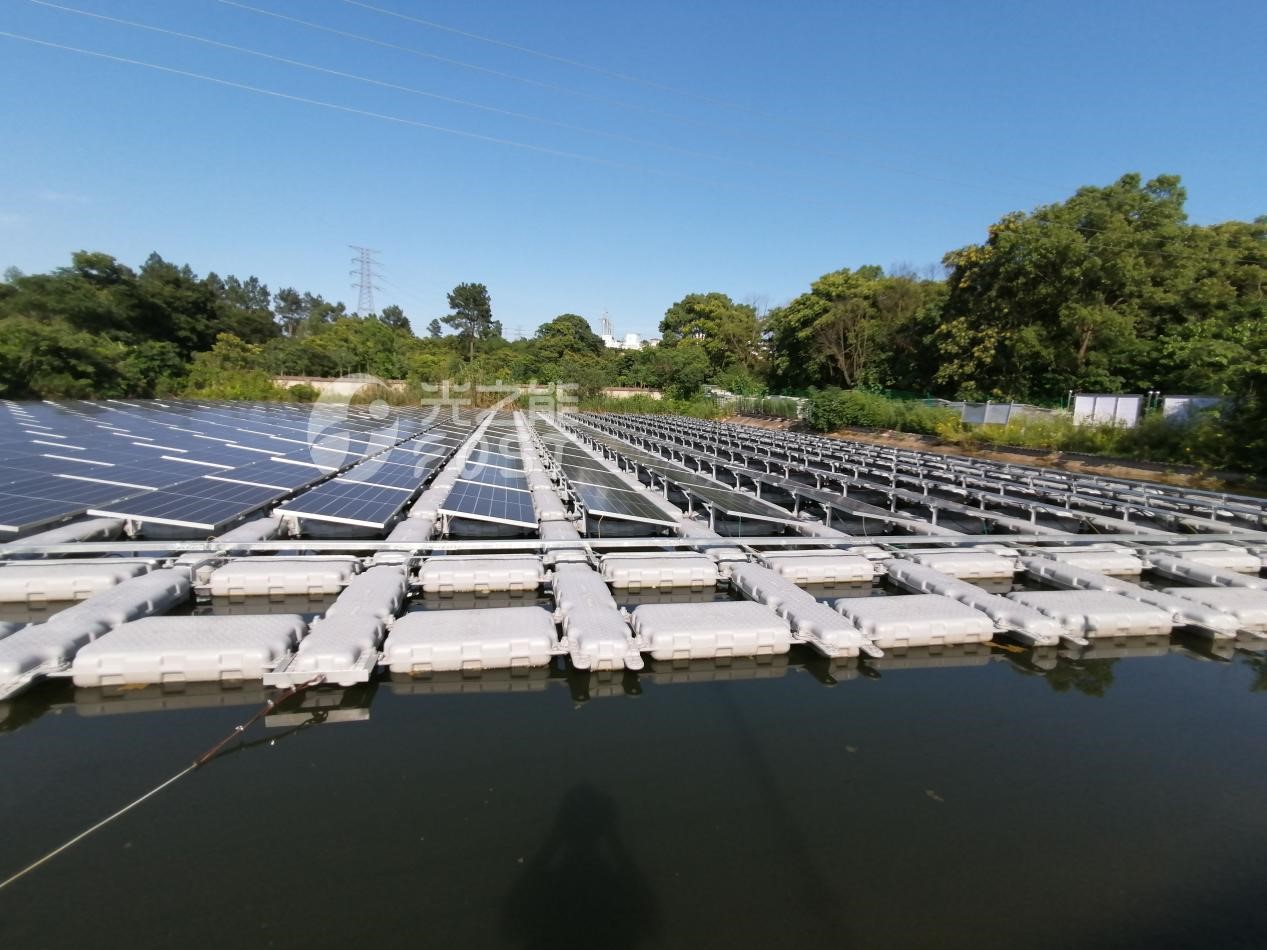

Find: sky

[1,0,1264,339]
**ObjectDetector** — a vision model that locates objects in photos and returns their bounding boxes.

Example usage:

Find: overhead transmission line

[6,16,1263,269]
[214,0,1040,199]
[27,0,842,178]
[335,0,1067,194]
[338,0,770,113]
[0,29,853,216]
[5,29,1260,270]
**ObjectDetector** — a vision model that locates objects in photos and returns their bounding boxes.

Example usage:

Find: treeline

[0,256,716,402]
[1,172,1264,467]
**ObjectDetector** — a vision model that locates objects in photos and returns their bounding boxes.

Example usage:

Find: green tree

[660,292,761,376]
[929,173,1254,400]
[378,304,411,332]
[766,265,944,392]
[441,282,499,359]
[427,318,443,339]
[0,316,128,397]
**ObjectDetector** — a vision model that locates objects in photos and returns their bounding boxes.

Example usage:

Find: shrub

[287,383,320,402]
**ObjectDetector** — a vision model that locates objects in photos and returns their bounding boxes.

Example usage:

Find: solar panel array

[575,411,1267,537]
[437,422,537,529]
[0,399,467,536]
[549,417,799,527]
[530,418,679,528]
[278,418,476,530]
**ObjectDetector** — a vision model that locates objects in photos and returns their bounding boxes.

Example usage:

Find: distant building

[601,332,646,350]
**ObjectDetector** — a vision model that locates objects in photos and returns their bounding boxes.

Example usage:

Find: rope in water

[0,675,325,893]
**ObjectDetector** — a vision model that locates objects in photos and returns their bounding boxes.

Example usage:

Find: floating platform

[552,564,644,670]
[0,569,190,699]
[756,550,876,585]
[383,606,559,673]
[833,593,996,649]
[600,552,718,590]
[1146,553,1267,590]
[416,556,545,595]
[200,557,360,600]
[905,549,1017,580]
[1041,544,1144,576]
[0,558,155,604]
[728,562,882,658]
[71,614,305,687]
[629,601,790,660]
[1020,556,1239,639]
[1164,587,1267,633]
[1153,543,1261,574]
[1006,590,1174,638]
[884,560,1068,647]
[267,564,408,686]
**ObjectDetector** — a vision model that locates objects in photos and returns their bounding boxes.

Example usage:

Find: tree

[644,343,711,398]
[441,282,498,359]
[208,273,276,344]
[766,266,943,392]
[929,173,1253,400]
[0,316,128,398]
[378,304,411,333]
[659,292,761,376]
[273,287,306,337]
[427,318,443,339]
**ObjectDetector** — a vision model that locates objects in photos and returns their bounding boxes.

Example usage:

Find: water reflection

[1043,657,1118,697]
[1247,656,1267,692]
[7,638,1267,738]
[500,784,661,950]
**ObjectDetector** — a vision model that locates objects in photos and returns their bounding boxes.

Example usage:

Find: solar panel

[562,466,633,491]
[466,447,524,470]
[570,482,678,527]
[89,477,283,531]
[337,460,434,491]
[0,493,97,533]
[439,481,536,528]
[205,459,331,491]
[378,445,448,465]
[550,449,614,473]
[277,480,412,529]
[455,463,530,491]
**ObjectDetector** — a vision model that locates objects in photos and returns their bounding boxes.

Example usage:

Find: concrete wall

[601,387,663,400]
[273,375,409,397]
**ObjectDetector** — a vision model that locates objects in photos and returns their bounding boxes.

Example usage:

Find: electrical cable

[0,674,325,893]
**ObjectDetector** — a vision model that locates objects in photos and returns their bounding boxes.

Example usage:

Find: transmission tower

[348,245,382,314]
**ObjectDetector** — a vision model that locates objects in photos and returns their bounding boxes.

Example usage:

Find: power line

[338,0,762,113]
[0,31,654,171]
[333,0,1069,196]
[217,0,1039,199]
[26,0,822,176]
[4,28,1262,271]
[216,0,698,126]
[0,29,874,217]
[349,245,381,314]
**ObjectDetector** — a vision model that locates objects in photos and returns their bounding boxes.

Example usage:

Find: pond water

[2,645,1266,948]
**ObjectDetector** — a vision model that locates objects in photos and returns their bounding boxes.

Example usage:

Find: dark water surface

[3,647,1267,949]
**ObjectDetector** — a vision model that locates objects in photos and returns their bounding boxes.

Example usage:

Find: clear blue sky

[2,0,1264,338]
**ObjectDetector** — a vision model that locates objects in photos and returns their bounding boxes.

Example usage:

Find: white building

[601,332,646,350]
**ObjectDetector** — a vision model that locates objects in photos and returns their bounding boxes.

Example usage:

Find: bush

[806,387,957,435]
[287,383,320,402]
